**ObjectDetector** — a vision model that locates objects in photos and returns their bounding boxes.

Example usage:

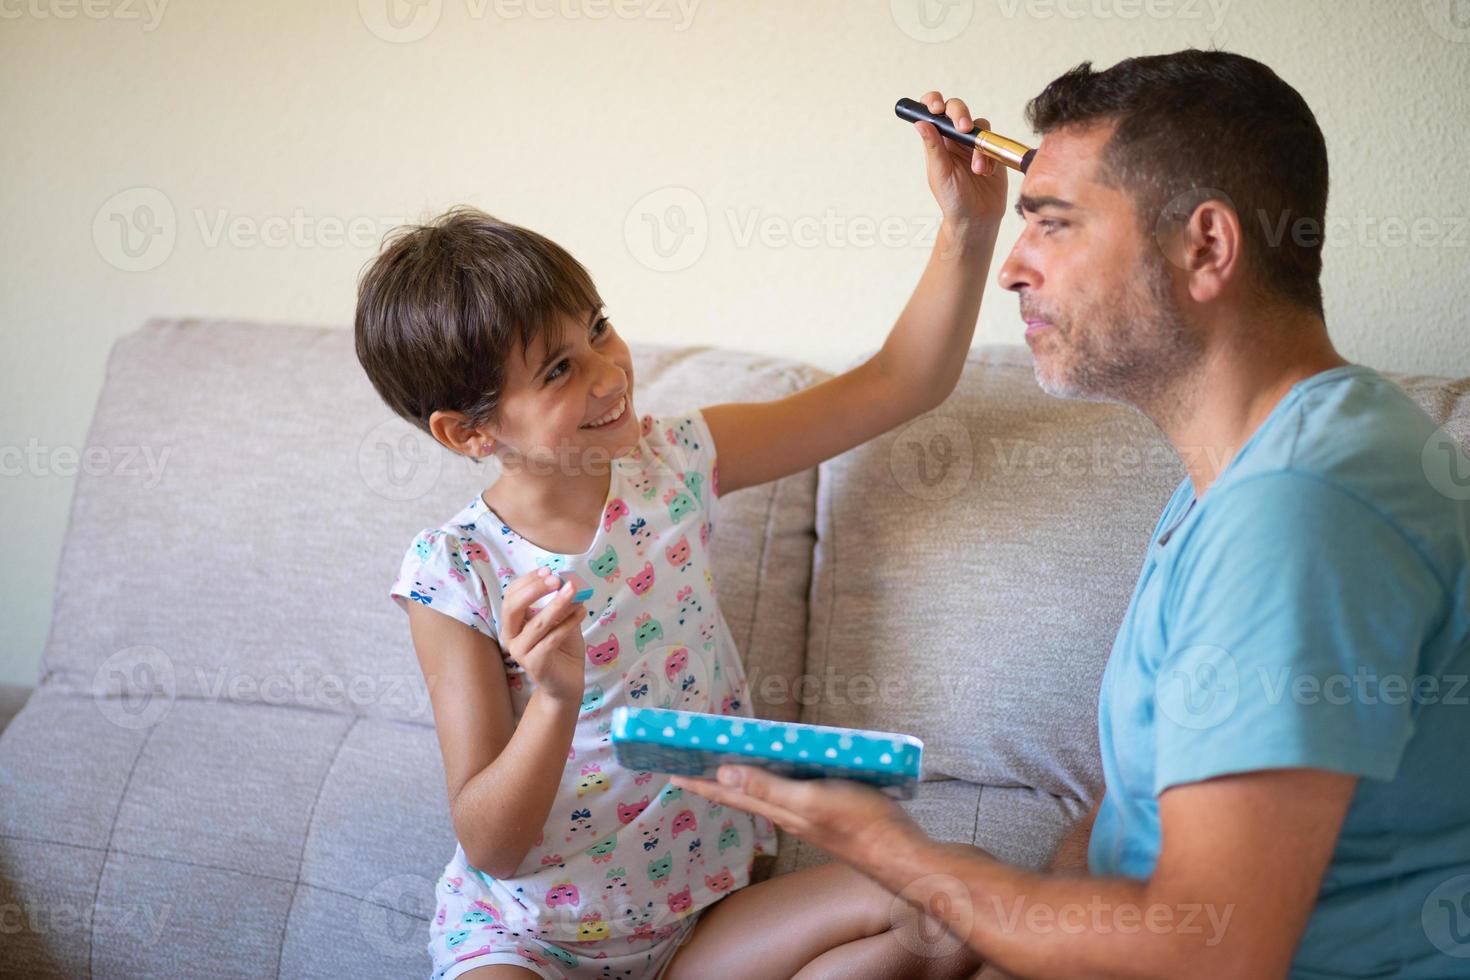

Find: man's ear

[1176,199,1244,304]
[429,409,493,459]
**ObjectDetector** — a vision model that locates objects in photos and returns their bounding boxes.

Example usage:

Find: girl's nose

[589,357,627,399]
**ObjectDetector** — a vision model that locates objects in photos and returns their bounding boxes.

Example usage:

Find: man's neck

[1141,310,1350,498]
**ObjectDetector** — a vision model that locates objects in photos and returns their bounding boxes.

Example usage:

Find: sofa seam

[796,457,840,872]
[88,723,154,980]
[275,714,360,977]
[740,476,782,675]
[971,782,985,847]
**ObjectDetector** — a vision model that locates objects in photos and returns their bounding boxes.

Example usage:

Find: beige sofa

[1,318,1465,978]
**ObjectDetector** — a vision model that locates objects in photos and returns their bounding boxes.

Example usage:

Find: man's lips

[1024,319,1054,339]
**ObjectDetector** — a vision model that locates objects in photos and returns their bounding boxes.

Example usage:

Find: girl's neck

[481,463,612,556]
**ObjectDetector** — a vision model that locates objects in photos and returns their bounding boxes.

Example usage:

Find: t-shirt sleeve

[388,527,497,640]
[650,408,721,531]
[1153,471,1445,793]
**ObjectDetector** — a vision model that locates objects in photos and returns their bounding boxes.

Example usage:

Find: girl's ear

[428,409,495,460]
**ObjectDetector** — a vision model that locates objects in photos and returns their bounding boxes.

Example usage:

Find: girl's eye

[592,315,610,339]
[546,359,570,383]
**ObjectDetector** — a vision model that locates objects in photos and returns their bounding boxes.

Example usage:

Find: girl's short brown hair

[354,206,602,448]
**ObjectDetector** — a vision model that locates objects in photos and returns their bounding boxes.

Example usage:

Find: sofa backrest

[801,345,1470,805]
[37,319,826,728]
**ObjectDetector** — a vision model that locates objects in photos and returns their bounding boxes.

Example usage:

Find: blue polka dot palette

[610,706,924,799]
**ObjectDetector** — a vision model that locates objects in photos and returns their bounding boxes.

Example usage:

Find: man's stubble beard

[1032,249,1206,430]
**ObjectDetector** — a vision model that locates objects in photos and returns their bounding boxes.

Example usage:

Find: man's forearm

[861,825,1236,980]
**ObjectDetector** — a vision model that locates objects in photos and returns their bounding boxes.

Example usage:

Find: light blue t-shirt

[1089,365,1470,977]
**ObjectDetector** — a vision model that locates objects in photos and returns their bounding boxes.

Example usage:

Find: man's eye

[1039,219,1066,233]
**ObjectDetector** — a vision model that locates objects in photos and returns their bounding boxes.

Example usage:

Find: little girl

[357,91,1006,980]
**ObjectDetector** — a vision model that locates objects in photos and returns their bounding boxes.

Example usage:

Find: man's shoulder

[1207,366,1463,559]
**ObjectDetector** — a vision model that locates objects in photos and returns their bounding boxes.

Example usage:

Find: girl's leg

[662,860,982,980]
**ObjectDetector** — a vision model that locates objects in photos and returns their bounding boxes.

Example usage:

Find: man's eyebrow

[531,309,600,376]
[1014,195,1078,218]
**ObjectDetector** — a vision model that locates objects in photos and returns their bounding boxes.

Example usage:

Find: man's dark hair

[1026,49,1328,317]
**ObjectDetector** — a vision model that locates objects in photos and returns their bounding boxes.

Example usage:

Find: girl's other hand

[500,569,587,705]
[911,89,1009,230]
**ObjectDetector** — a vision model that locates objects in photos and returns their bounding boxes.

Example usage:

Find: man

[674,50,1470,977]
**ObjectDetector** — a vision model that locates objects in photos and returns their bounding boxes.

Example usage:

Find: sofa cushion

[34,319,825,728]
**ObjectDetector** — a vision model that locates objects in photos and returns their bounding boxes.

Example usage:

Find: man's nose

[997,244,1037,293]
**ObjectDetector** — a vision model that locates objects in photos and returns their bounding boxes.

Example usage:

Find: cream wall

[2,0,1467,686]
